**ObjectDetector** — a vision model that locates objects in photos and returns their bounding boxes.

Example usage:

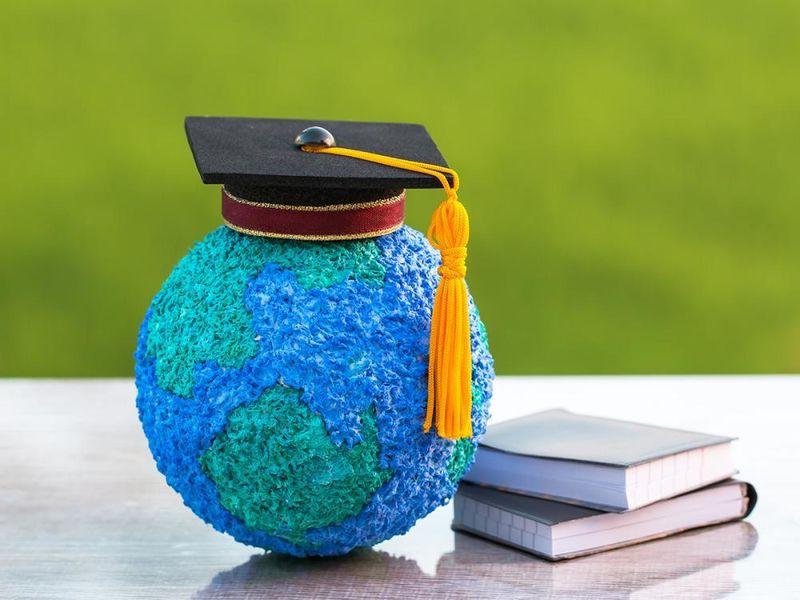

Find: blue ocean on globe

[135,225,494,556]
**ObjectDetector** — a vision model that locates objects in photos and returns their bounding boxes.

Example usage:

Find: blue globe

[135,225,494,556]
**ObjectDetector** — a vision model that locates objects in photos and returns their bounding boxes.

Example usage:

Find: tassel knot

[438,246,467,279]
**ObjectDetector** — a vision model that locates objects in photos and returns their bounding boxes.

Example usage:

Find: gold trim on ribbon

[222,219,404,241]
[222,186,405,211]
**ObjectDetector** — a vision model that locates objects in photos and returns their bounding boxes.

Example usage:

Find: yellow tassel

[302,145,472,439]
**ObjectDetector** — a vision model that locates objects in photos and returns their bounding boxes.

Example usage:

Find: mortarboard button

[294,126,336,149]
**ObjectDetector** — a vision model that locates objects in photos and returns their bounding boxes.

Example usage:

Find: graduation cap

[186,117,455,240]
[185,116,472,439]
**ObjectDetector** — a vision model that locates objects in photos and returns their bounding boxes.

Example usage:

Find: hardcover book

[464,409,736,511]
[453,479,756,561]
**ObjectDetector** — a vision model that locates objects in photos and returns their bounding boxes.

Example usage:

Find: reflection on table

[195,522,757,599]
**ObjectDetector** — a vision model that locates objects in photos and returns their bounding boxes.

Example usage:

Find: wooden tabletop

[1,377,798,599]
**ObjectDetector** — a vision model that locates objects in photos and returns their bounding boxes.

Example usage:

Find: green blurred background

[2,1,799,376]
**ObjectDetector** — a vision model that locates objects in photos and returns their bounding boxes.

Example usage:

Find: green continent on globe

[200,384,393,544]
[145,227,386,397]
[445,384,487,482]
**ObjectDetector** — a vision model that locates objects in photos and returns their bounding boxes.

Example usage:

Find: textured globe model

[134,225,494,556]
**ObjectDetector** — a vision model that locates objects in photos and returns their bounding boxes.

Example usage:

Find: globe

[134,224,494,556]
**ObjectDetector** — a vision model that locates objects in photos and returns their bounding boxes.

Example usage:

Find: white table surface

[1,376,798,599]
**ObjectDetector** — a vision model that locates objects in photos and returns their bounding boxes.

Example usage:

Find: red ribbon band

[221,188,405,240]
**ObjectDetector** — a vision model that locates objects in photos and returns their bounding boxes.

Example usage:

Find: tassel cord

[302,145,472,439]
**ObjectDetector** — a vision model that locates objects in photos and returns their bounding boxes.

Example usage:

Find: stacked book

[454,409,757,561]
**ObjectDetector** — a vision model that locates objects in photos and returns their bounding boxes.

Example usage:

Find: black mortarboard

[185,117,453,197]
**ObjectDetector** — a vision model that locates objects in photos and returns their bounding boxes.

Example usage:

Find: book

[463,409,736,511]
[452,479,757,561]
